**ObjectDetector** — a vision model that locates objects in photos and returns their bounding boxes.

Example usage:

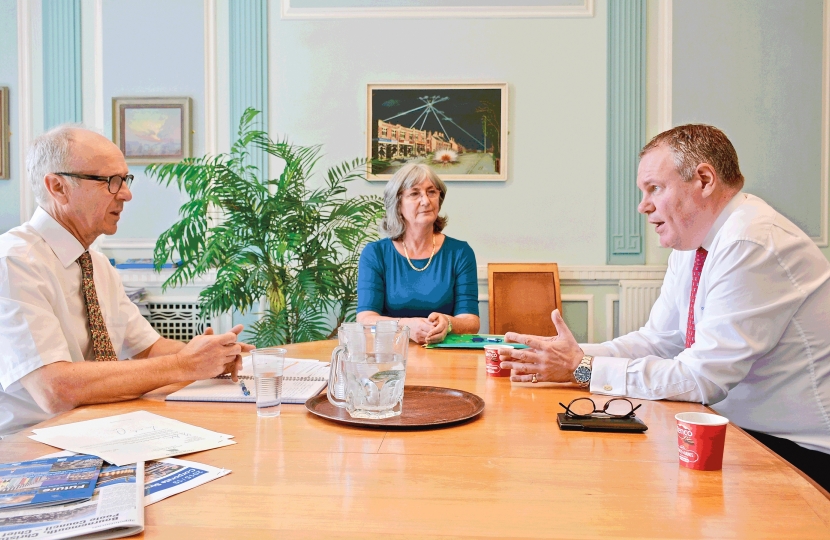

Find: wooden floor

[3,340,830,539]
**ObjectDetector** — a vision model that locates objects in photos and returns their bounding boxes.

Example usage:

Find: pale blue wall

[102,0,205,241]
[291,0,584,6]
[673,0,825,239]
[269,5,609,266]
[0,0,21,233]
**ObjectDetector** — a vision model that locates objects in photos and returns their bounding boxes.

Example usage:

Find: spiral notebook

[166,358,329,404]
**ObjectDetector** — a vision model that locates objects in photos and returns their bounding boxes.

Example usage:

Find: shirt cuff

[589,356,628,396]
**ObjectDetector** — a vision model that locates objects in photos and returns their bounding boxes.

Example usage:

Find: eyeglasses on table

[559,397,642,419]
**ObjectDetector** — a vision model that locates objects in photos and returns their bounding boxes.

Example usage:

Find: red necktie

[685,247,708,348]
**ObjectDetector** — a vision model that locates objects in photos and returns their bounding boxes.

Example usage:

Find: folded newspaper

[0,455,103,511]
[0,452,230,539]
[0,461,144,540]
[37,451,231,507]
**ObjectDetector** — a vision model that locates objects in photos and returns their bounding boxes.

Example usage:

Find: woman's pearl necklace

[402,234,436,272]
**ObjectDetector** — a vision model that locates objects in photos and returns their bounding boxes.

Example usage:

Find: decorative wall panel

[607,0,646,264]
[229,0,268,174]
[42,0,82,128]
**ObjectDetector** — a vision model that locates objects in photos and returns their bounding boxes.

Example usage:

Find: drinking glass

[251,348,287,417]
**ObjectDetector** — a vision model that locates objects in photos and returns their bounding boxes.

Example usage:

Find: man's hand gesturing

[498,309,585,384]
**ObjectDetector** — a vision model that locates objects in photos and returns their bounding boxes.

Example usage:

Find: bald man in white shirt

[0,125,253,436]
[500,124,830,491]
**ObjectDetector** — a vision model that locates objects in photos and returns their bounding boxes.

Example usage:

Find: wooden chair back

[488,263,562,336]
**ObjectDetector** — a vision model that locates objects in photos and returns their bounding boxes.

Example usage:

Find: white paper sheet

[29,411,235,466]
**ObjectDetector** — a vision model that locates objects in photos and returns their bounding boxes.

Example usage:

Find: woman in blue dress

[357,163,480,344]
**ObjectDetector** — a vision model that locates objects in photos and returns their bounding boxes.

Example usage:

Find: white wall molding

[80,0,104,132]
[605,293,619,342]
[204,0,218,157]
[117,268,217,288]
[561,293,595,343]
[103,251,670,290]
[100,238,156,250]
[16,0,35,223]
[656,0,672,133]
[280,0,594,19]
[93,0,103,130]
[818,0,829,247]
[476,264,667,287]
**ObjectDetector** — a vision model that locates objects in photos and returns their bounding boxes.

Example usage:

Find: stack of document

[29,411,235,466]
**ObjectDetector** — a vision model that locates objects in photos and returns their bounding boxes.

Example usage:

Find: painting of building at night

[367,84,507,181]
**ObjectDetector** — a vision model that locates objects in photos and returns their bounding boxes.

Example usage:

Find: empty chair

[488,263,562,336]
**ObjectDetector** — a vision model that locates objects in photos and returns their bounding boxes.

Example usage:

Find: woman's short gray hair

[378,163,448,240]
[26,125,82,206]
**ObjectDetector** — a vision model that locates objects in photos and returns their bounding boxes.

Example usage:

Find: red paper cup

[484,345,513,377]
[675,412,729,471]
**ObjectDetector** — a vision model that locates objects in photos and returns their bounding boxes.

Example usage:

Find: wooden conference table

[4,341,830,539]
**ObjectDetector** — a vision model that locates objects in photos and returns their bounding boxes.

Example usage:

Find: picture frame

[0,87,9,179]
[112,97,192,164]
[367,83,508,182]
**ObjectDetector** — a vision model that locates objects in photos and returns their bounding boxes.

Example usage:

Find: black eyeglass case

[556,413,648,433]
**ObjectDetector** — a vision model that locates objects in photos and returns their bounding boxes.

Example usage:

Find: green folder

[423,334,529,349]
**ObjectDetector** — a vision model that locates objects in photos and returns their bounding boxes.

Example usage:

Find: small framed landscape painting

[112,97,192,164]
[0,87,9,179]
[367,82,508,182]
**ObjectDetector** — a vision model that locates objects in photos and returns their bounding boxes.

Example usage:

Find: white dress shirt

[0,207,159,436]
[586,193,830,454]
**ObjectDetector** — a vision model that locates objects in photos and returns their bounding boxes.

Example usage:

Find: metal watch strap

[573,355,593,387]
[446,315,453,334]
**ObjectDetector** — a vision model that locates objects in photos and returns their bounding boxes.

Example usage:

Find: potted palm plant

[146,109,384,345]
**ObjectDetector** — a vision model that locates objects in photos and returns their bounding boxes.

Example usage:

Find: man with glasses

[0,125,253,436]
[500,124,830,491]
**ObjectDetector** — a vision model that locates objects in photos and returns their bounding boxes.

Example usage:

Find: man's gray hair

[26,125,83,206]
[378,163,448,240]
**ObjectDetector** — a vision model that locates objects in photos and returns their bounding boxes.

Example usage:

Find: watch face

[574,365,591,383]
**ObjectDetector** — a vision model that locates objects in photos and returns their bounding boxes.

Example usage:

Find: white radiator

[145,302,208,341]
[618,280,664,335]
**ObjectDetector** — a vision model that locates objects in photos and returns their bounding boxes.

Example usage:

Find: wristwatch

[445,315,453,334]
[573,355,593,387]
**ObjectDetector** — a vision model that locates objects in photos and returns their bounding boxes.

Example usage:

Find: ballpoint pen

[239,380,251,396]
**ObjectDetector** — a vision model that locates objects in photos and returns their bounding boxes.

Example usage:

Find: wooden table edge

[728,421,830,500]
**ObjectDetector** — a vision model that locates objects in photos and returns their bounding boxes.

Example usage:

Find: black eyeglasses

[56,172,134,194]
[559,397,642,419]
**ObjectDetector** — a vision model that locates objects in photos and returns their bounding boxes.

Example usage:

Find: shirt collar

[29,206,86,268]
[700,192,746,251]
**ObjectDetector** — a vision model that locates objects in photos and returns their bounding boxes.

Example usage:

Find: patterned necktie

[77,251,118,361]
[685,247,708,348]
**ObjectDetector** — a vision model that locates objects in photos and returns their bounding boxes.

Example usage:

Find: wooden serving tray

[305,385,485,429]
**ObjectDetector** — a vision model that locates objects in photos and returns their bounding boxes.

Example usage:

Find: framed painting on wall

[112,97,192,164]
[367,83,508,181]
[0,87,9,179]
